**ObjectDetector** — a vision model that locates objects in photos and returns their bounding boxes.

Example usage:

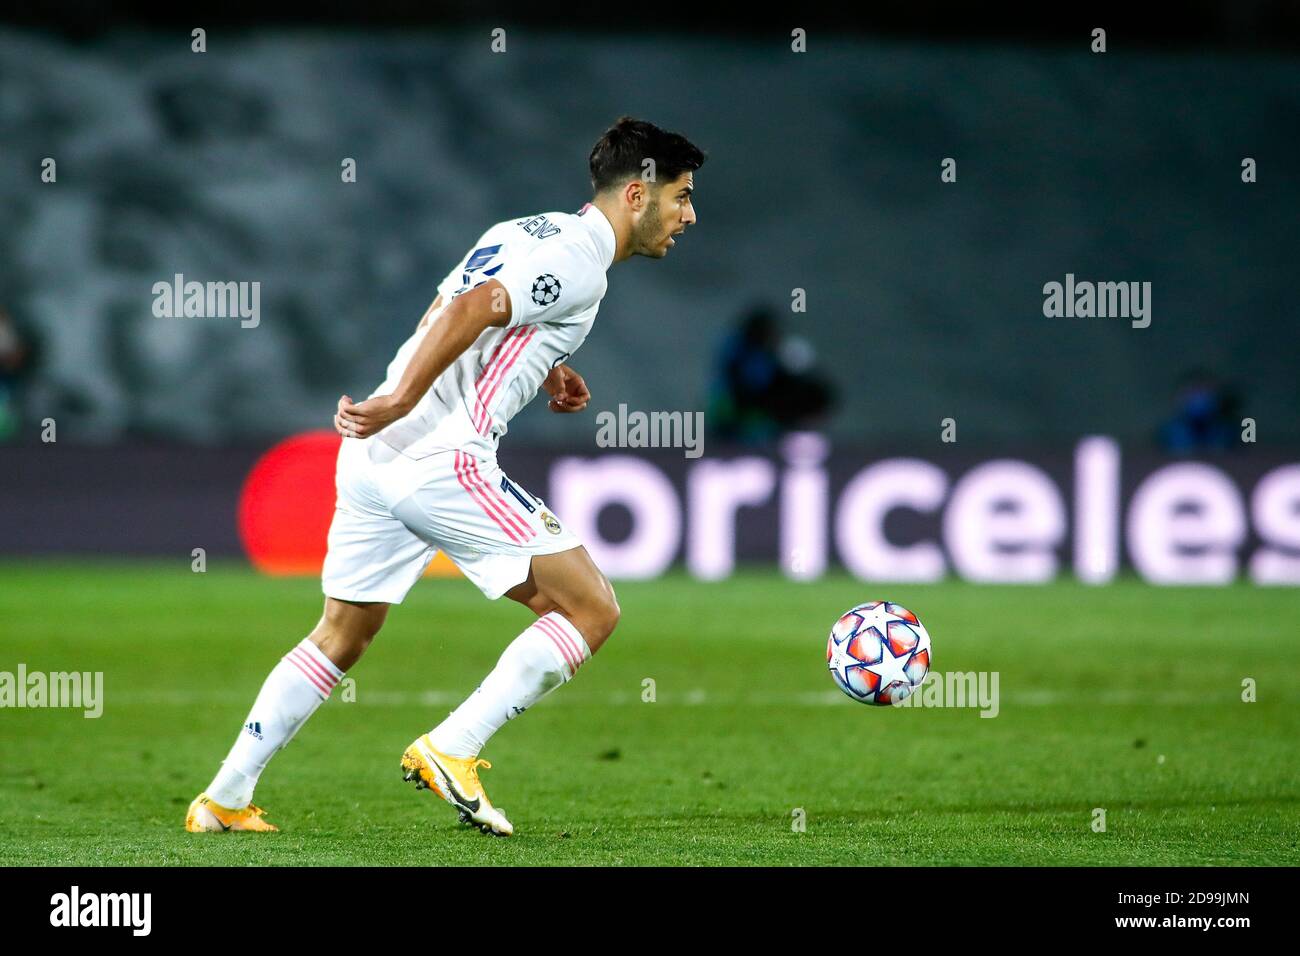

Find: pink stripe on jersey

[465,455,533,541]
[473,332,533,434]
[471,330,522,431]
[533,616,579,675]
[535,615,584,675]
[454,451,526,544]
[473,327,536,435]
[285,653,333,698]
[474,333,516,386]
[471,330,520,432]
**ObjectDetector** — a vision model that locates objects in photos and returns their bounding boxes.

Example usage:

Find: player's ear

[623,177,646,210]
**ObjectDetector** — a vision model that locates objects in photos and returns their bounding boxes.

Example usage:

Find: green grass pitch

[1,560,1297,866]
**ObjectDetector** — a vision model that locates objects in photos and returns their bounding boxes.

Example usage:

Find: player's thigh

[389,452,586,605]
[504,546,621,652]
[322,499,438,607]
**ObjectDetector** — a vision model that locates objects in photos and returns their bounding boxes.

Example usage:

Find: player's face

[632,172,696,258]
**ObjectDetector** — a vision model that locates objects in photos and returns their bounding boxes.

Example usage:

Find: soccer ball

[826,601,932,705]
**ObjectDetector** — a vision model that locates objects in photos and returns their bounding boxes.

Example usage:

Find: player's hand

[334,393,408,438]
[542,364,590,413]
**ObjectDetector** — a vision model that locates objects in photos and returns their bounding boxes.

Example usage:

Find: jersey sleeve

[493,239,605,329]
[435,261,463,302]
[435,229,496,302]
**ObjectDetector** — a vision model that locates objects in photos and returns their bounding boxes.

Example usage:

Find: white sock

[428,612,591,759]
[206,638,344,809]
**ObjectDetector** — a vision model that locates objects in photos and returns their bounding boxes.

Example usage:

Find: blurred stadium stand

[2,19,1296,448]
[8,3,1300,47]
[1,4,1297,578]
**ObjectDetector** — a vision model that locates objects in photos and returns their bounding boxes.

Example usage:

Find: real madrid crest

[540,511,562,535]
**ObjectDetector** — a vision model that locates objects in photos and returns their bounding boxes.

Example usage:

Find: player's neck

[590,196,633,264]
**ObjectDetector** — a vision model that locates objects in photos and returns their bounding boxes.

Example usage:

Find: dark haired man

[187,117,704,837]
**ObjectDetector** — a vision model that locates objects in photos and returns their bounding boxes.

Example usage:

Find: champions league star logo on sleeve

[531,274,562,306]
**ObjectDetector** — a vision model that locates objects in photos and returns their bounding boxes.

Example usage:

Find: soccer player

[186,118,704,836]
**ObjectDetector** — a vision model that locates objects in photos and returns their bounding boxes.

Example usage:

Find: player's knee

[587,587,621,643]
[317,598,387,655]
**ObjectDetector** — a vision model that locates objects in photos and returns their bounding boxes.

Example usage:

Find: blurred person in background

[1158,368,1242,453]
[0,307,38,441]
[709,304,836,444]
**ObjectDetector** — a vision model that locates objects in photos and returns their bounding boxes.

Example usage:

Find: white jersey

[373,203,616,460]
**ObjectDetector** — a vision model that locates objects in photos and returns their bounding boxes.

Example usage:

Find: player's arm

[335,280,510,438]
[416,294,443,332]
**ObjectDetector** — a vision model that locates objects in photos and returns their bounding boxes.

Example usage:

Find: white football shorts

[321,435,580,604]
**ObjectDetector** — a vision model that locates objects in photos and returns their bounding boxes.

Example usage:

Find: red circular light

[237,431,341,575]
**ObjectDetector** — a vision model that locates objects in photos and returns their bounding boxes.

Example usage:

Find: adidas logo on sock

[244,720,264,740]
